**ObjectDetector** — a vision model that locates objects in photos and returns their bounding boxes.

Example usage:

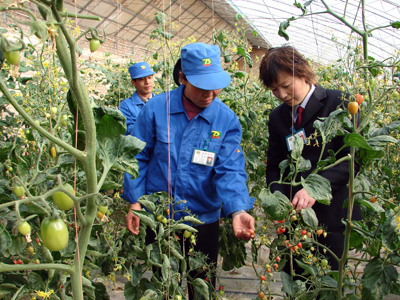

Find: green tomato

[18,221,31,236]
[321,259,328,267]
[50,107,58,114]
[52,183,75,210]
[219,290,225,296]
[40,218,69,251]
[183,230,192,239]
[175,296,182,300]
[392,90,399,100]
[13,185,25,198]
[98,205,108,214]
[5,50,21,65]
[90,39,101,52]
[27,245,34,253]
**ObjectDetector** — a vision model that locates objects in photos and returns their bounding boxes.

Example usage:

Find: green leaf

[173,223,198,233]
[314,110,350,142]
[234,71,246,79]
[93,106,126,138]
[301,174,332,205]
[131,210,156,230]
[259,189,292,221]
[234,13,242,22]
[367,135,398,151]
[137,198,156,212]
[381,212,399,251]
[30,20,48,40]
[290,135,304,160]
[362,258,398,300]
[295,258,318,277]
[192,278,210,300]
[369,121,400,137]
[391,21,400,29]
[0,284,18,298]
[0,223,12,256]
[344,133,373,150]
[97,135,145,177]
[161,254,170,282]
[28,272,45,291]
[278,20,291,41]
[280,271,298,296]
[301,207,318,227]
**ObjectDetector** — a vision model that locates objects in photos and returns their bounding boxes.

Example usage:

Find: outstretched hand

[232,211,255,241]
[126,202,141,235]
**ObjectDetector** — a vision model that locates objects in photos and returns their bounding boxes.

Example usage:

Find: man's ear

[131,79,136,87]
[179,71,186,85]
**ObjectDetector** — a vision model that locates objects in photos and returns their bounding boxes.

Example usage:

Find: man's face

[132,75,154,98]
[180,73,221,108]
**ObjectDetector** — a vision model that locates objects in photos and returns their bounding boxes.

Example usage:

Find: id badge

[286,128,307,151]
[191,148,216,166]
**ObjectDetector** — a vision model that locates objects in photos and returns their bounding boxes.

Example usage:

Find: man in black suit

[259,45,362,272]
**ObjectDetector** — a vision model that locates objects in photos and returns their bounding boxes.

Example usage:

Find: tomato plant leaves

[281,271,298,296]
[0,223,12,256]
[361,258,398,300]
[259,189,292,221]
[192,278,210,300]
[278,20,291,41]
[391,21,400,29]
[301,174,332,205]
[301,207,318,227]
[295,258,318,277]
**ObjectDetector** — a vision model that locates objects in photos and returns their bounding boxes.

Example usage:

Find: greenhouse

[0,0,399,299]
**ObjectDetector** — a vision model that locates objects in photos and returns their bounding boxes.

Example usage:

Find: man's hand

[126,202,141,235]
[232,211,255,241]
[292,188,316,210]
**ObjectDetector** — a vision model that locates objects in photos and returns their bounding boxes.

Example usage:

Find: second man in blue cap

[119,61,155,135]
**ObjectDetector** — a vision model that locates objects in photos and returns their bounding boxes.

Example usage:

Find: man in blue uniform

[119,61,155,135]
[123,43,255,297]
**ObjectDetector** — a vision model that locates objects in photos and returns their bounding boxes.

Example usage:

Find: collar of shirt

[138,93,152,103]
[293,84,316,120]
[182,93,203,121]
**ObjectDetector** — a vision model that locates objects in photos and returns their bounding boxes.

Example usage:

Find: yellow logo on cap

[211,131,221,139]
[203,58,212,66]
[140,65,146,69]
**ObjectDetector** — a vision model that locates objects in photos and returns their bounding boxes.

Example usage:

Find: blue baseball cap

[128,62,155,79]
[181,43,231,90]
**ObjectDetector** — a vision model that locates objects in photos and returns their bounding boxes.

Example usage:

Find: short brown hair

[259,45,318,88]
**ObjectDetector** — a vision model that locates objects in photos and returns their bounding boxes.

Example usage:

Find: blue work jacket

[119,91,154,136]
[123,85,254,224]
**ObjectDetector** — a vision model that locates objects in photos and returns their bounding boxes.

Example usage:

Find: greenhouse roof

[64,0,399,64]
[229,0,400,64]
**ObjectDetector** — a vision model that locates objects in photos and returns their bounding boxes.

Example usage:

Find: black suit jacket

[266,85,362,229]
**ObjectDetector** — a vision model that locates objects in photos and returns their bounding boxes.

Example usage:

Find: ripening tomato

[13,185,25,198]
[18,221,31,236]
[258,291,265,299]
[52,183,75,210]
[355,94,364,105]
[348,102,359,115]
[301,229,307,236]
[5,50,21,65]
[50,146,56,159]
[40,218,69,251]
[369,196,377,203]
[260,275,266,280]
[90,39,101,52]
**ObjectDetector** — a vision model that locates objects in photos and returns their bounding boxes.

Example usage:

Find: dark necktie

[295,106,304,128]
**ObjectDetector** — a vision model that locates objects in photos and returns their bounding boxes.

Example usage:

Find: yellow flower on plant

[35,289,54,299]
[395,214,400,231]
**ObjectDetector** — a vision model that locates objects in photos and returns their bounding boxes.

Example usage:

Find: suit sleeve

[266,111,288,195]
